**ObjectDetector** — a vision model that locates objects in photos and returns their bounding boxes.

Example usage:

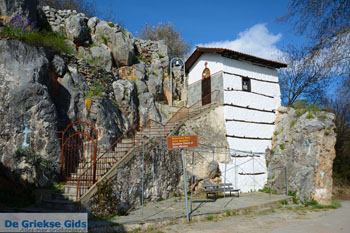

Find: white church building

[185,47,287,192]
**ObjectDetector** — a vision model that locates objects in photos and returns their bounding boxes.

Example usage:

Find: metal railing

[74,90,222,200]
[167,90,221,123]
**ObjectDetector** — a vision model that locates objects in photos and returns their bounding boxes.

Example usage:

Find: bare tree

[138,22,191,58]
[278,46,335,105]
[278,0,350,53]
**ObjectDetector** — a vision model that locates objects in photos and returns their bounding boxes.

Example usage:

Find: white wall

[187,53,282,192]
[188,53,223,85]
[220,57,281,192]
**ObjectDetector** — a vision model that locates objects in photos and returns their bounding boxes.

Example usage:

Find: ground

[152,201,350,233]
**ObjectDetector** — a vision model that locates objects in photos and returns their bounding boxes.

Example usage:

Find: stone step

[115,147,131,153]
[121,138,135,144]
[40,199,78,211]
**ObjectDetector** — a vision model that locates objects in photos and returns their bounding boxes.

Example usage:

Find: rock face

[0,3,179,207]
[112,79,139,126]
[177,106,229,191]
[65,15,90,45]
[268,106,336,204]
[0,0,37,22]
[91,141,182,213]
[0,40,60,187]
[40,5,171,108]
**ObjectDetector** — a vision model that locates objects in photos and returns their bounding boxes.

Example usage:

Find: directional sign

[167,135,198,150]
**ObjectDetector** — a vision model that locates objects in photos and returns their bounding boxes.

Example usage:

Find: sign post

[167,135,198,222]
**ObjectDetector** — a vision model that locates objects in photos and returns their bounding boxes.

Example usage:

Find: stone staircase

[39,91,221,210]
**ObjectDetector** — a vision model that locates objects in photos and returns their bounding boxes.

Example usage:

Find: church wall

[187,53,223,85]
[186,53,282,192]
[220,58,281,192]
[187,71,224,106]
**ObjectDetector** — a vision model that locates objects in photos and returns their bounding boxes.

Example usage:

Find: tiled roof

[185,47,287,73]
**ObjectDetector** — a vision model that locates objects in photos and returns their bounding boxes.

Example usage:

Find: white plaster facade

[186,47,286,192]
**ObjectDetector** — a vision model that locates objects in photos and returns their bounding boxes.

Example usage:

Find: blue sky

[96,0,306,60]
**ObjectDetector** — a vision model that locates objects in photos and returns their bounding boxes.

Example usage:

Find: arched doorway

[58,121,98,183]
[202,62,211,105]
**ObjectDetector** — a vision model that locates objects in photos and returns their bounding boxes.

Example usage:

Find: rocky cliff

[0,1,174,189]
[268,106,336,204]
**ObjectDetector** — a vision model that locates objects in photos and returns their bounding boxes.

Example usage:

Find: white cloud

[197,24,283,60]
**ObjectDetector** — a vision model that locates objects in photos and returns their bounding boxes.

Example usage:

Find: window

[242,77,251,92]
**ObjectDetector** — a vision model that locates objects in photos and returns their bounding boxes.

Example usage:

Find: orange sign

[167,135,198,150]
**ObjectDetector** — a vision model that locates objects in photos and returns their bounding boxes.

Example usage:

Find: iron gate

[57,121,98,183]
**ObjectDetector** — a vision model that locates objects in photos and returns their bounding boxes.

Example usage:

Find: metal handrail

[75,90,221,200]
[76,124,137,199]
[166,90,221,124]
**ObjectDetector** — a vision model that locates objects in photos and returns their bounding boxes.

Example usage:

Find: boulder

[207,161,221,179]
[146,74,163,99]
[65,15,90,45]
[50,55,67,77]
[135,80,148,94]
[0,0,38,22]
[138,92,161,127]
[87,16,98,34]
[269,107,337,204]
[90,46,113,71]
[112,79,139,126]
[95,21,135,67]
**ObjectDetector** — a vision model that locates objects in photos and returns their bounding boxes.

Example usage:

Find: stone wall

[177,106,229,191]
[268,106,336,204]
[90,141,182,213]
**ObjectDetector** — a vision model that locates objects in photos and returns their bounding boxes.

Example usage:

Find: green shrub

[289,121,296,128]
[280,199,288,205]
[306,112,314,119]
[15,147,55,178]
[304,198,318,207]
[207,215,213,221]
[100,33,109,45]
[273,128,283,136]
[279,144,285,150]
[108,22,114,27]
[84,80,105,98]
[0,25,73,54]
[91,179,122,219]
[293,100,323,118]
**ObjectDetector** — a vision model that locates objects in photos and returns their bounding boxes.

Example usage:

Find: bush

[91,179,121,219]
[138,22,191,58]
[15,147,55,179]
[0,14,73,54]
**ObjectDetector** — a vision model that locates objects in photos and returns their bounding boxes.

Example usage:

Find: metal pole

[235,153,238,189]
[253,155,255,191]
[190,152,194,213]
[224,149,227,198]
[182,149,190,222]
[141,138,145,217]
[170,59,173,106]
[183,62,187,107]
[269,165,272,200]
[285,166,288,195]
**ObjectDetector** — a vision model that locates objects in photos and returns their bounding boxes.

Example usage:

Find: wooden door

[202,76,211,105]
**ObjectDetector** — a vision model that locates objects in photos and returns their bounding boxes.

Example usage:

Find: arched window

[202,67,211,79]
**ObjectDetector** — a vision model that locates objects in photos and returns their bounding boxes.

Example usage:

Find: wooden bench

[202,183,240,199]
